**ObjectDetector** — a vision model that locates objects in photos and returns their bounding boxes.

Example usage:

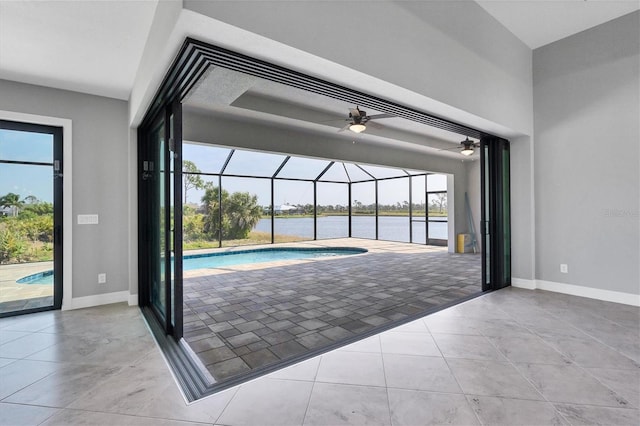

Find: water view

[255,216,448,242]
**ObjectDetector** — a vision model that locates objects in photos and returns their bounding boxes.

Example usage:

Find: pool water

[17,247,367,284]
[183,247,366,270]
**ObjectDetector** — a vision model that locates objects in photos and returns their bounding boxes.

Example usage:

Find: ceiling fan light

[461,147,474,156]
[349,123,366,133]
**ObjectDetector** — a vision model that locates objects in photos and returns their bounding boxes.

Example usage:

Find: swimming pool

[16,247,367,284]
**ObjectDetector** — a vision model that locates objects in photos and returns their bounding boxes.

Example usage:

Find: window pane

[273,180,314,242]
[183,174,219,249]
[344,163,373,182]
[412,220,426,244]
[318,162,350,182]
[220,177,271,247]
[378,177,409,242]
[359,164,407,179]
[183,143,231,174]
[411,175,426,219]
[0,129,53,163]
[276,156,331,179]
[427,173,447,191]
[428,193,448,217]
[429,219,448,240]
[351,181,375,239]
[223,149,287,177]
[317,182,348,239]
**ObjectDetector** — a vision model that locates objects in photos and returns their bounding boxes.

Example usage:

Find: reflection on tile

[218,378,312,426]
[554,403,640,426]
[0,332,59,358]
[424,316,483,335]
[5,364,121,407]
[388,388,478,426]
[0,402,58,426]
[0,359,59,400]
[380,332,441,356]
[0,330,30,346]
[316,351,385,387]
[447,359,543,400]
[517,363,631,407]
[304,382,390,425]
[383,354,461,393]
[468,395,568,425]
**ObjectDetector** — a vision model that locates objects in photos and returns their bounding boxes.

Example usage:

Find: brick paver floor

[182,238,481,382]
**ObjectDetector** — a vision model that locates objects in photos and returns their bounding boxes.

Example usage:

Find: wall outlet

[560,264,568,274]
[98,273,107,284]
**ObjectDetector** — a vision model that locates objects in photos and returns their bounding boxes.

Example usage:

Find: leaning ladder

[465,192,478,253]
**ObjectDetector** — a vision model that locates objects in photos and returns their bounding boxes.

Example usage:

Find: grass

[183,231,304,251]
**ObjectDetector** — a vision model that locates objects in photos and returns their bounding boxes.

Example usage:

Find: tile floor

[183,238,481,381]
[1,287,639,425]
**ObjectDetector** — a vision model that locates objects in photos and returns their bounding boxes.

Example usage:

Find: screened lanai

[182,143,450,249]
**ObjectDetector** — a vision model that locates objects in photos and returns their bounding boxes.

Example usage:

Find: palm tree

[0,193,23,217]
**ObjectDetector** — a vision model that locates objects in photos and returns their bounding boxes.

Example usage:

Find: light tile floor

[0,287,638,425]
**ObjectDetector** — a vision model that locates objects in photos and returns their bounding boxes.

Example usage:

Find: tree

[0,193,23,217]
[201,185,263,240]
[183,160,204,204]
[431,193,447,214]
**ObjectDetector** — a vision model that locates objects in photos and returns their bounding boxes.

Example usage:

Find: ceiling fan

[439,137,480,156]
[338,107,394,133]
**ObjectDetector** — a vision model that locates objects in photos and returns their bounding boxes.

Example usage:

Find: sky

[0,129,54,203]
[0,131,446,209]
[183,143,448,207]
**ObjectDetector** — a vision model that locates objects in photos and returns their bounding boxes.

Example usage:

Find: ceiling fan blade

[437,146,464,152]
[349,108,361,118]
[367,121,385,130]
[367,113,394,120]
[338,123,351,132]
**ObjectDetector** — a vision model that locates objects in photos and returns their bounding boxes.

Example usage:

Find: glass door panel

[0,122,62,316]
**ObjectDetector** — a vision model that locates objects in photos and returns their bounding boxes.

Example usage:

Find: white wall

[0,79,132,303]
[183,0,533,136]
[533,12,640,297]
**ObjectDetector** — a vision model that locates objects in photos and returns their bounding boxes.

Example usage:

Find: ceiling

[184,66,477,159]
[0,0,636,100]
[477,0,639,49]
[0,0,158,100]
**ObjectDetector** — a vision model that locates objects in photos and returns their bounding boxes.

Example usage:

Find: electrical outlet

[560,264,568,274]
[98,273,107,284]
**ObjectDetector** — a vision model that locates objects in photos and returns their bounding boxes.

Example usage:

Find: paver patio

[182,238,482,382]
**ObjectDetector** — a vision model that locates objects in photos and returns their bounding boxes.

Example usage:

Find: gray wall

[533,12,640,294]
[0,79,131,298]
[184,0,533,136]
[183,109,473,240]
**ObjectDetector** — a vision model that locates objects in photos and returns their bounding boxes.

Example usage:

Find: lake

[254,215,448,243]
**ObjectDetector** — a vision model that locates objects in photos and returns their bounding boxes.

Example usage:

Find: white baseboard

[64,291,130,310]
[511,278,536,290]
[510,278,640,307]
[128,293,139,306]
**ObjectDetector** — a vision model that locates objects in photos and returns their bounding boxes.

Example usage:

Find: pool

[183,247,367,270]
[16,270,54,285]
[16,247,367,284]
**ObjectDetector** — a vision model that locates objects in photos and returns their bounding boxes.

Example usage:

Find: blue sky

[0,129,54,203]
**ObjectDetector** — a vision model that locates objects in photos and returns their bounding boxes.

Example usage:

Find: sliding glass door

[138,103,183,337]
[481,136,511,291]
[0,120,63,316]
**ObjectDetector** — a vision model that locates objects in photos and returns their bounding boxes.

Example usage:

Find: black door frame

[136,38,512,399]
[137,101,183,337]
[0,119,63,317]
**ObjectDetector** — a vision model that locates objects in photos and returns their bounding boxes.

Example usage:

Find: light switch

[78,214,99,225]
